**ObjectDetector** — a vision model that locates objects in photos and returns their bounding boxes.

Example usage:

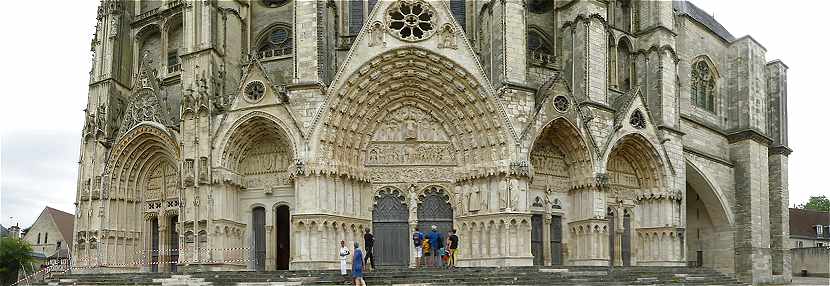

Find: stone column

[766,60,791,281]
[543,215,552,266]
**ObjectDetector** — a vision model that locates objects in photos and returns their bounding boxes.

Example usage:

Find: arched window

[450,0,466,31]
[617,39,632,91]
[45,232,48,244]
[691,60,716,112]
[37,233,41,244]
[614,0,632,33]
[527,30,553,56]
[257,25,293,59]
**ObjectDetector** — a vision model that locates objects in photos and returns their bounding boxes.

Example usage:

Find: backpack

[412,232,422,246]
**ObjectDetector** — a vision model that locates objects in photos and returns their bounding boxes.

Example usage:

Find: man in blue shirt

[428,225,443,267]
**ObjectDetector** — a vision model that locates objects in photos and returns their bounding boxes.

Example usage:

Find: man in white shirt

[339,240,350,276]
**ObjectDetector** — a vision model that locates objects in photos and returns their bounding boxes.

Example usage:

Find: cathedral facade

[73,0,791,283]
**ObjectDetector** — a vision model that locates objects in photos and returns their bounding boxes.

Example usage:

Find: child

[422,238,431,266]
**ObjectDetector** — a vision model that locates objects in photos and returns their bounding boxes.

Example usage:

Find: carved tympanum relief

[607,154,640,201]
[239,135,292,189]
[145,161,177,202]
[367,104,456,184]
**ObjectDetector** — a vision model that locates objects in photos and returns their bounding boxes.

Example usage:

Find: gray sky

[1,1,828,228]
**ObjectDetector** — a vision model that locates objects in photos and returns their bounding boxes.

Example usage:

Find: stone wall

[791,247,830,277]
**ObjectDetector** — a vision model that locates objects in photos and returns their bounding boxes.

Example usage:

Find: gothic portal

[74,0,791,283]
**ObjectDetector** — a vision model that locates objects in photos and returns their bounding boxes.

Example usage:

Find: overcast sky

[1,1,828,228]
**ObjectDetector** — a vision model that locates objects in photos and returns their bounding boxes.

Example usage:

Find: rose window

[630,109,646,129]
[553,96,569,112]
[244,81,266,103]
[387,0,436,41]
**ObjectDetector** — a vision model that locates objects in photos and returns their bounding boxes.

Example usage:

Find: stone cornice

[580,100,615,113]
[680,114,727,137]
[286,81,326,92]
[500,80,537,93]
[658,125,686,137]
[726,129,772,146]
[769,145,793,156]
[684,146,734,168]
[634,25,677,38]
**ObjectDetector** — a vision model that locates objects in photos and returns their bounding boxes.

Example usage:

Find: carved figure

[437,24,457,49]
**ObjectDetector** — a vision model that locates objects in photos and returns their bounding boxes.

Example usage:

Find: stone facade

[72,0,791,283]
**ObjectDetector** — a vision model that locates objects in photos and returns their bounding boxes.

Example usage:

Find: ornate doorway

[417,187,453,242]
[372,188,410,267]
[531,214,544,265]
[252,207,266,271]
[275,205,290,270]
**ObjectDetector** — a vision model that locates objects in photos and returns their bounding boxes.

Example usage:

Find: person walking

[448,229,459,269]
[412,227,424,268]
[428,225,443,268]
[363,229,375,271]
[352,242,366,286]
[339,240,350,277]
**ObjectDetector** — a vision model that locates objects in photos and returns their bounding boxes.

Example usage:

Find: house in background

[790,208,830,248]
[0,224,8,237]
[21,207,74,260]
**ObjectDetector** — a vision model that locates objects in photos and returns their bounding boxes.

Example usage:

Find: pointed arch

[690,55,719,112]
[310,47,514,180]
[604,133,667,194]
[218,111,298,189]
[529,117,595,189]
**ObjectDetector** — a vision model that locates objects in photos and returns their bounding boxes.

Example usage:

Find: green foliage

[0,237,34,286]
[797,195,830,212]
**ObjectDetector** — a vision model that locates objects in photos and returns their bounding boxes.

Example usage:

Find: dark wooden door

[275,205,290,270]
[531,214,544,265]
[372,189,410,267]
[417,187,453,248]
[550,215,562,265]
[169,215,179,272]
[252,207,266,271]
[151,218,159,273]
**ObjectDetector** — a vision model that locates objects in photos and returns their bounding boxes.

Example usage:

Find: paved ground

[788,276,830,285]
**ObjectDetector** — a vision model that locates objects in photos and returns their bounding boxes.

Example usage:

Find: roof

[789,208,830,238]
[673,0,736,42]
[45,207,75,244]
[0,224,8,236]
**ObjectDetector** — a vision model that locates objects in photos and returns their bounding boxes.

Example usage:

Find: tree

[796,195,830,212]
[0,237,34,286]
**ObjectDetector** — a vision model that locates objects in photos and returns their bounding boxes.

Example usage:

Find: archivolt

[311,48,514,179]
[220,113,297,174]
[105,123,180,202]
[529,117,594,188]
[605,133,668,197]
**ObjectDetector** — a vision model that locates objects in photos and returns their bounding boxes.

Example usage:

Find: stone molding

[726,128,773,146]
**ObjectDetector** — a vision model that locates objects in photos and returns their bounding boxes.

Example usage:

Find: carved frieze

[239,137,292,189]
[368,167,454,183]
[366,143,455,166]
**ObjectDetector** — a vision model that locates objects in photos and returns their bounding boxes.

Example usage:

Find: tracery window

[257,25,293,59]
[691,60,716,112]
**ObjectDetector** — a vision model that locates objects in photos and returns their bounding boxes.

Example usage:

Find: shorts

[415,246,423,258]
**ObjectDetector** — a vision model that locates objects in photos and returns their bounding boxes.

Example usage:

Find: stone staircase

[33,266,746,286]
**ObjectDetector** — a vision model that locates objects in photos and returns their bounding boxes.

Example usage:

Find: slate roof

[673,0,736,42]
[44,207,75,244]
[0,224,8,237]
[789,208,830,239]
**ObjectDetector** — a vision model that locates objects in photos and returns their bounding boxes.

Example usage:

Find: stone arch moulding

[214,110,303,165]
[308,47,517,180]
[527,116,597,191]
[691,55,721,79]
[685,158,733,225]
[104,122,180,181]
[310,0,516,143]
[214,110,302,187]
[601,132,672,194]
